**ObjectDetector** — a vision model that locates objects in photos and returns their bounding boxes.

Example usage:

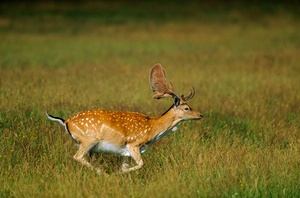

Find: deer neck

[149,106,181,139]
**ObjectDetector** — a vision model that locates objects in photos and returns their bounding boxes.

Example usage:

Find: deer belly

[91,141,131,156]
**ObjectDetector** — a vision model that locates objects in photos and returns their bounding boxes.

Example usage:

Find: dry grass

[0,1,299,197]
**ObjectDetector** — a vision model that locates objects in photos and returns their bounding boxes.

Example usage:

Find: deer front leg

[122,145,144,173]
[121,156,130,171]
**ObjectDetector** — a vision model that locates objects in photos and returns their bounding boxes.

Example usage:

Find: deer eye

[184,107,190,111]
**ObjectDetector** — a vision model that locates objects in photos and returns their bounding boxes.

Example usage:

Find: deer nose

[200,114,204,118]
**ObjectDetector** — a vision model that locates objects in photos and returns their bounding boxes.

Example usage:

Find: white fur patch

[91,141,130,156]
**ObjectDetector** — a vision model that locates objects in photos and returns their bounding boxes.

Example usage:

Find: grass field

[0,1,300,197]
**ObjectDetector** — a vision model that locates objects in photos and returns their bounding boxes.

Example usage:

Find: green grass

[0,1,300,197]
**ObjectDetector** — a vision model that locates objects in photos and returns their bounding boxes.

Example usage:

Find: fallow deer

[46,63,203,174]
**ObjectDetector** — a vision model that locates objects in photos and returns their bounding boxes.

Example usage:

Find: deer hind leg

[73,143,104,175]
[122,145,144,173]
[89,152,98,165]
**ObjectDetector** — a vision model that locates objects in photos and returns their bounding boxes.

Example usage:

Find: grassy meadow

[0,1,300,197]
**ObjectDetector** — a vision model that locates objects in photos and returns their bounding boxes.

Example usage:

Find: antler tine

[149,63,177,99]
[181,87,195,102]
[168,81,175,93]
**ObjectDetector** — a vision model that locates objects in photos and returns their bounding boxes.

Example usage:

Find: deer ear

[174,97,181,107]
